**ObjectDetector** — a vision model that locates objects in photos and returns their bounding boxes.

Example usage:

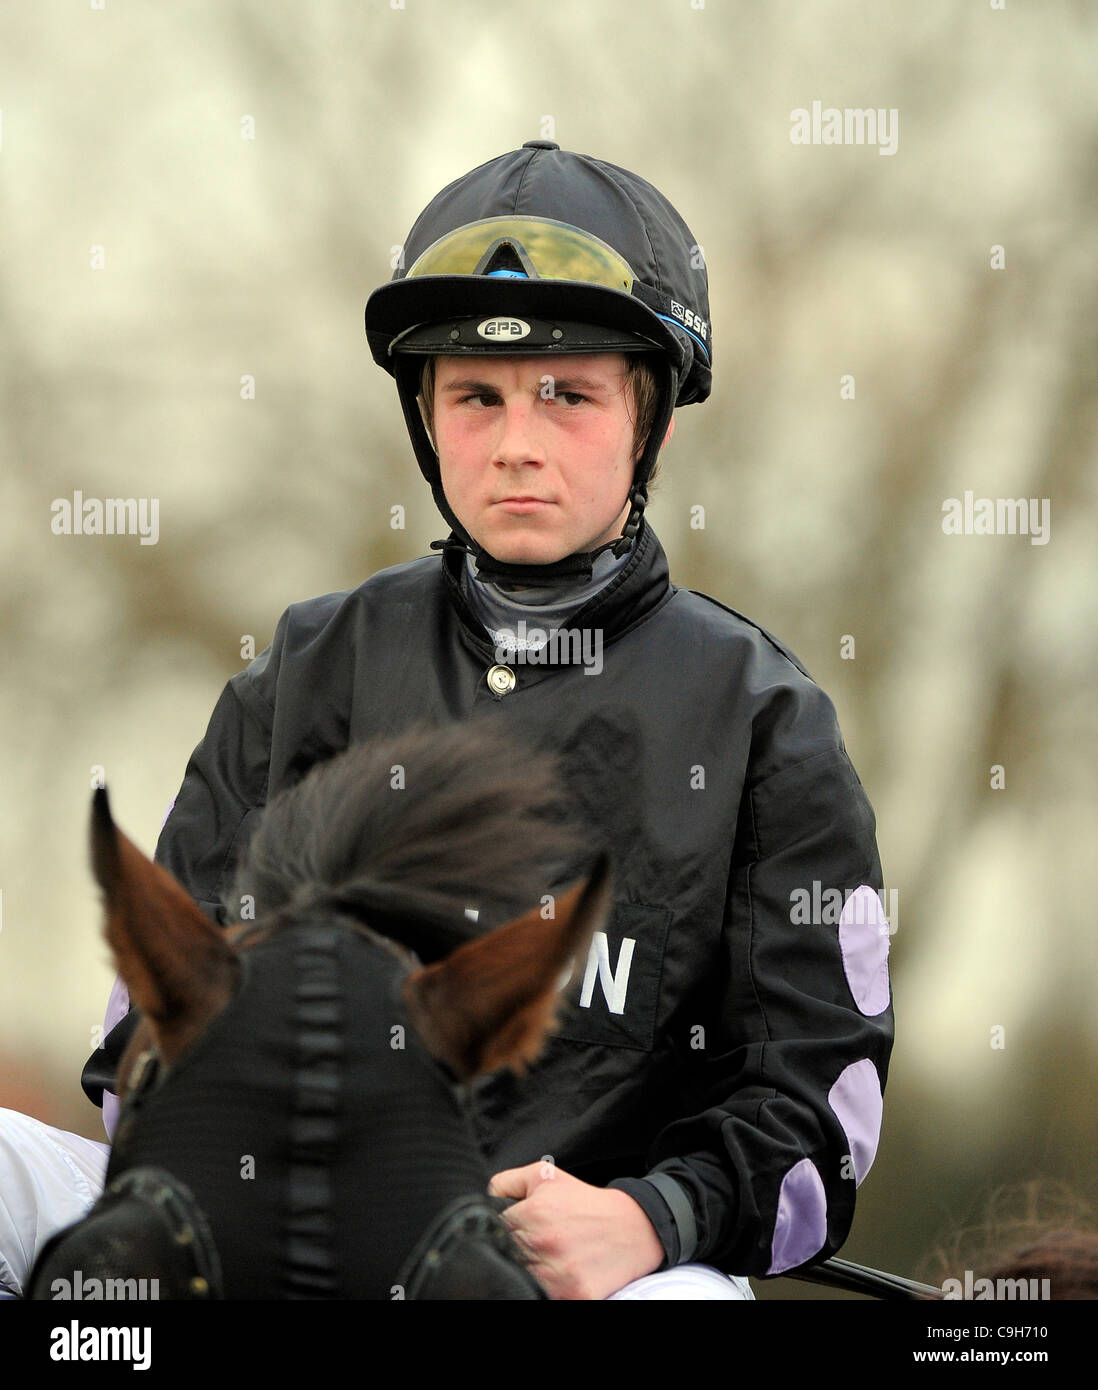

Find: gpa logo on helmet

[477,318,531,341]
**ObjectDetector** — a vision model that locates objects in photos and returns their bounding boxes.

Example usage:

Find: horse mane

[225,722,583,960]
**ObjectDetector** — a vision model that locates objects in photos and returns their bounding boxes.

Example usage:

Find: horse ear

[91,787,238,1064]
[401,854,612,1081]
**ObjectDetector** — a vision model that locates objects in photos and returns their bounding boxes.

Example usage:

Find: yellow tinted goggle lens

[405,216,634,294]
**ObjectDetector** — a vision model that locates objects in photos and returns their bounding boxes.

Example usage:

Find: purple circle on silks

[828,1057,883,1186]
[767,1158,828,1275]
[838,886,891,1016]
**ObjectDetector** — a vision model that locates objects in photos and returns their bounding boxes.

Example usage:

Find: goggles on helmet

[405,215,635,294]
[391,213,710,371]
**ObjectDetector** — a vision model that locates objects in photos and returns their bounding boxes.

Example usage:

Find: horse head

[30,724,611,1299]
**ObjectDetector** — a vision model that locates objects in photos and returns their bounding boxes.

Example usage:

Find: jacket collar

[439,519,673,659]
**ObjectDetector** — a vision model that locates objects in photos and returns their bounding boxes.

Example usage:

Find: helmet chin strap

[430,483,646,585]
[410,359,674,587]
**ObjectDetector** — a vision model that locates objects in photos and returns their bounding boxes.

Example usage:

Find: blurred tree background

[1,0,1095,1296]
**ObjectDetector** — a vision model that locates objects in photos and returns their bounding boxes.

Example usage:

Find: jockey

[2,142,893,1301]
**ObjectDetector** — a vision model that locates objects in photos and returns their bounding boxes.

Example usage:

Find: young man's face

[431,353,666,566]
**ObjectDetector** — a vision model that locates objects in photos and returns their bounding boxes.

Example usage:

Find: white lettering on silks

[579,932,636,1014]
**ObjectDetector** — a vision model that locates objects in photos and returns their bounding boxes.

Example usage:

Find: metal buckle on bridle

[107,1045,161,1158]
[26,1166,224,1301]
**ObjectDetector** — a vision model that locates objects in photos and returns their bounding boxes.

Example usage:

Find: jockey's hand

[488,1161,664,1300]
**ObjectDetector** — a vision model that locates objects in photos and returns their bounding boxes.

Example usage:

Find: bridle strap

[284,923,344,1297]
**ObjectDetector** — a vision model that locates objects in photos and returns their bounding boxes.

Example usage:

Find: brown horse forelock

[108,718,587,1116]
[225,722,584,952]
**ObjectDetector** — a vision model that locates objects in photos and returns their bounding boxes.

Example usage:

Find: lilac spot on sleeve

[838,886,891,1016]
[103,1090,119,1141]
[828,1058,883,1185]
[767,1158,828,1275]
[103,976,130,1035]
[160,796,177,831]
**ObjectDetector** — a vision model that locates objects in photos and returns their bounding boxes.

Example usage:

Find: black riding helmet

[365,140,712,583]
